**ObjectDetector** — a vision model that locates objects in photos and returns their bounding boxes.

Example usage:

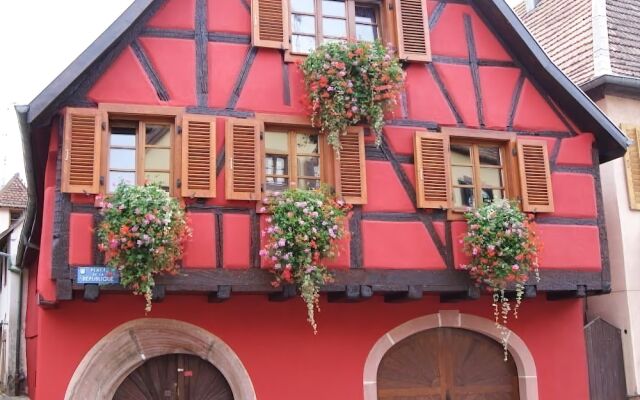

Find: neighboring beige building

[517,1,640,398]
[0,174,27,395]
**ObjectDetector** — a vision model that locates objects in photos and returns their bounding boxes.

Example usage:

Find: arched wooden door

[113,353,233,400]
[377,328,519,400]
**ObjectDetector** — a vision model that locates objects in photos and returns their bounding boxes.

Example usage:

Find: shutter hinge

[101,122,106,131]
[177,125,182,135]
[512,147,518,156]
[260,131,264,140]
[99,176,104,185]
[388,2,394,10]
[261,184,265,193]
[176,178,182,189]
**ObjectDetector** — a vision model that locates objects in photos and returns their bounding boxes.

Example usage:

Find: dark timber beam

[546,285,587,301]
[151,285,166,302]
[268,284,297,302]
[524,284,537,299]
[208,285,232,303]
[384,285,423,303]
[440,285,481,303]
[327,285,373,303]
[83,284,100,302]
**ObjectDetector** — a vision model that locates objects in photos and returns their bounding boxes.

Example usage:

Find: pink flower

[259,207,267,213]
[512,264,520,271]
[278,238,286,247]
[259,249,268,257]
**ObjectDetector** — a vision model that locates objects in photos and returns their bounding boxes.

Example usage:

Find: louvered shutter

[414,131,450,209]
[335,127,367,204]
[181,115,216,198]
[517,139,554,213]
[251,0,289,49]
[394,0,431,62]
[62,108,102,194]
[225,119,261,200]
[622,124,640,210]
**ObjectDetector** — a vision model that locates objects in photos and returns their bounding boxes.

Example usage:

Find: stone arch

[65,318,256,400]
[363,310,538,400]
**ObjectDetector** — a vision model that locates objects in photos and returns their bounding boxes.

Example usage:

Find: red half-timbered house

[15,0,629,399]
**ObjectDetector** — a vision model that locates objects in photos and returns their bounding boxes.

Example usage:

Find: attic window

[289,0,382,55]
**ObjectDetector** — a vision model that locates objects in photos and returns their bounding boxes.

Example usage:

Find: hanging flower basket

[97,184,191,312]
[461,199,540,359]
[300,41,404,153]
[260,188,351,333]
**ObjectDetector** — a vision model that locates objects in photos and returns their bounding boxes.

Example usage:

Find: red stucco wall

[32,295,589,400]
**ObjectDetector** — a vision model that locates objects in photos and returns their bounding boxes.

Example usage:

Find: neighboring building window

[450,142,507,210]
[107,120,173,194]
[290,0,381,55]
[9,210,22,225]
[264,129,323,193]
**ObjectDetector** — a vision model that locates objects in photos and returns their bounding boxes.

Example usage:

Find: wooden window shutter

[181,115,216,198]
[414,131,451,209]
[394,0,431,62]
[622,124,640,210]
[62,108,102,194]
[335,127,367,204]
[517,139,554,213]
[225,119,261,200]
[251,0,289,49]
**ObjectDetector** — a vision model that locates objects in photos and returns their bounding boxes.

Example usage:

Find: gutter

[581,74,640,98]
[14,106,37,268]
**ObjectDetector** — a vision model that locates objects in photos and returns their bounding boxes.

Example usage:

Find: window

[9,210,22,225]
[290,0,381,55]
[263,128,324,192]
[450,142,507,210]
[252,0,431,62]
[107,120,173,194]
[414,129,554,214]
[62,106,217,198]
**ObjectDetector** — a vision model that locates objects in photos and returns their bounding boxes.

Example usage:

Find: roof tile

[0,174,27,209]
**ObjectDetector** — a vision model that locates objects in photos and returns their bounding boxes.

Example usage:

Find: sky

[0,0,522,187]
[0,0,135,187]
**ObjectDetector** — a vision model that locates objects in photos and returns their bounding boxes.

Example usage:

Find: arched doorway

[362,311,538,400]
[114,353,233,400]
[65,319,256,400]
[377,328,519,399]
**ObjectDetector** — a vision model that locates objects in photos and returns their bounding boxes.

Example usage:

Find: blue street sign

[76,267,120,285]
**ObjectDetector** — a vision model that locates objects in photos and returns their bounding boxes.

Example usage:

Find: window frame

[98,104,184,197]
[442,128,520,220]
[286,0,393,61]
[255,114,336,208]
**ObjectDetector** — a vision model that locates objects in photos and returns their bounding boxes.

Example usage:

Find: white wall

[0,210,9,233]
[588,94,640,396]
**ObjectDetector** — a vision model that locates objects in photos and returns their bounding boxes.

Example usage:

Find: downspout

[14,106,38,268]
[12,267,23,395]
